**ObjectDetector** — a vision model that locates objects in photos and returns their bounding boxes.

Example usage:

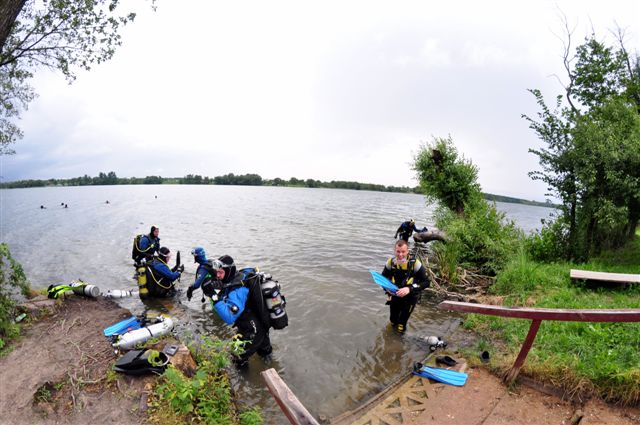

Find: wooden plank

[504,319,541,385]
[261,368,320,425]
[438,301,640,322]
[570,269,640,283]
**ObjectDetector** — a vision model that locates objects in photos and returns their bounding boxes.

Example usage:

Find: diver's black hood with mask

[218,255,236,283]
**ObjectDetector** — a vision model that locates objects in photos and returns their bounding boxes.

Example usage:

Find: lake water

[0,185,554,422]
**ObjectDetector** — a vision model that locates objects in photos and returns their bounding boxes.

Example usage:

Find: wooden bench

[570,269,640,284]
[438,301,640,384]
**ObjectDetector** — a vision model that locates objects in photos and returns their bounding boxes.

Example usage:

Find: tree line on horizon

[0,171,557,207]
[0,171,417,194]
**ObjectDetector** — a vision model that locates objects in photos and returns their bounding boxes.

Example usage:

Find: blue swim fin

[369,271,399,294]
[103,316,142,337]
[413,365,468,386]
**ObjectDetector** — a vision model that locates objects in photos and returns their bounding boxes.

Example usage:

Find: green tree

[524,33,640,261]
[413,136,521,276]
[0,0,139,155]
[412,136,481,216]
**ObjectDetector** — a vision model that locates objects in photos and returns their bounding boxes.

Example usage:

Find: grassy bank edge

[462,230,640,405]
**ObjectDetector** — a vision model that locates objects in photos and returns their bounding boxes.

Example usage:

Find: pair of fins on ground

[371,271,468,387]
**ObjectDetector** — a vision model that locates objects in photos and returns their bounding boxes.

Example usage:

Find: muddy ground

[0,296,154,425]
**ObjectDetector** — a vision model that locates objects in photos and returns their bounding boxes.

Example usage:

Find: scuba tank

[259,273,288,330]
[70,280,100,298]
[104,289,137,298]
[112,316,174,350]
[135,262,149,299]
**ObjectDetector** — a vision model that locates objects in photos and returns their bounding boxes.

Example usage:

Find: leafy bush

[0,243,31,350]
[150,336,261,425]
[434,198,524,277]
[525,217,570,262]
[413,136,524,277]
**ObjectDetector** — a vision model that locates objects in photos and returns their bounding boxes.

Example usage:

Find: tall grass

[465,233,640,405]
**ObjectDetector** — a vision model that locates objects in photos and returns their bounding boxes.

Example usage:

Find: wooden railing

[438,301,640,384]
[261,368,320,425]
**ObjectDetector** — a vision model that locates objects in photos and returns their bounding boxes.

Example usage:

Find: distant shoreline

[0,173,555,208]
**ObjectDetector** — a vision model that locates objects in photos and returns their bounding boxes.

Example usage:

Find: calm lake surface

[0,185,554,422]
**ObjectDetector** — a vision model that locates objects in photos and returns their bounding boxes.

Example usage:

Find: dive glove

[202,280,223,297]
[186,286,194,301]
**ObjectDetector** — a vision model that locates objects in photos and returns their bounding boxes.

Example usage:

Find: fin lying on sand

[412,362,468,386]
[113,349,169,376]
[103,316,141,337]
[369,271,399,294]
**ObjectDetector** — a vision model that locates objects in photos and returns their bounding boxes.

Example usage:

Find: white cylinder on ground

[104,289,137,298]
[70,281,100,298]
[113,317,174,350]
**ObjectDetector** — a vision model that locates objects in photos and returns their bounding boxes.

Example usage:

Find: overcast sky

[1,0,638,201]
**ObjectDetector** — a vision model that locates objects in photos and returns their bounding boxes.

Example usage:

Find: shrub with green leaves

[413,136,524,277]
[150,336,261,425]
[0,243,31,350]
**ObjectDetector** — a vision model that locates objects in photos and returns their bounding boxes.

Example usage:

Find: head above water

[191,246,207,264]
[159,246,171,261]
[214,255,236,283]
[150,226,159,238]
[394,239,409,263]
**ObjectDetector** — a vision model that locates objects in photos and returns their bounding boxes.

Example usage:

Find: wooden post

[261,368,320,425]
[504,319,541,385]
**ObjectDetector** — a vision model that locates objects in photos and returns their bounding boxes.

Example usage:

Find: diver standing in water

[381,239,429,334]
[145,247,184,297]
[187,254,273,368]
[394,219,426,242]
[133,226,161,262]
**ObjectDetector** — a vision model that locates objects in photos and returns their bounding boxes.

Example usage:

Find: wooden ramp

[331,361,467,425]
[570,269,640,284]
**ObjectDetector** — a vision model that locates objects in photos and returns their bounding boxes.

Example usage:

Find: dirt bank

[2,295,638,425]
[0,296,152,425]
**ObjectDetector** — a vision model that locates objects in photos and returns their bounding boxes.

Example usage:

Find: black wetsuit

[395,221,420,241]
[381,256,429,332]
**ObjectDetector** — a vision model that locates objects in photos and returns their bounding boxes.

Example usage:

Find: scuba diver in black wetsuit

[132,226,161,263]
[187,254,273,368]
[394,219,427,242]
[381,239,429,334]
[144,247,184,298]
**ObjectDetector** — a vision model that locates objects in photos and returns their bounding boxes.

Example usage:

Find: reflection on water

[0,185,553,422]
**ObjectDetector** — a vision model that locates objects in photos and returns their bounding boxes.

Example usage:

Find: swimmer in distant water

[105,200,110,204]
[64,204,68,208]
[40,205,46,209]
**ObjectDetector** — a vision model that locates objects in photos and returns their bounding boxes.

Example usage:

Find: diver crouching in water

[143,247,184,298]
[187,253,272,368]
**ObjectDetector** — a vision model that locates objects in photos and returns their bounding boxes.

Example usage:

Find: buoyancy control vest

[206,266,288,330]
[386,254,422,292]
[132,234,157,263]
[144,258,177,297]
[238,268,288,330]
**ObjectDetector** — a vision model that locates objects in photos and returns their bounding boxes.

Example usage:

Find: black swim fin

[113,349,169,376]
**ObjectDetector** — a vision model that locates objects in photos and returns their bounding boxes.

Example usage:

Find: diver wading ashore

[187,250,288,368]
